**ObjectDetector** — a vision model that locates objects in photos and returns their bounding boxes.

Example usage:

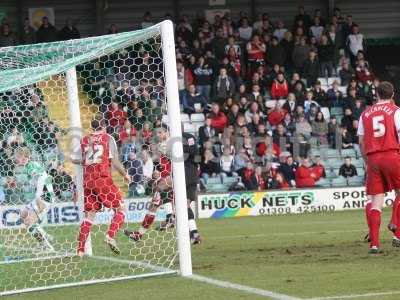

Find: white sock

[164,202,173,215]
[188,219,197,232]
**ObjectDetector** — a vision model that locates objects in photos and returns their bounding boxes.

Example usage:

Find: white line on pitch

[207,229,364,240]
[190,274,301,300]
[307,290,400,299]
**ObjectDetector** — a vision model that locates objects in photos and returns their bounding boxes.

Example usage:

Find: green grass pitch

[3,209,400,300]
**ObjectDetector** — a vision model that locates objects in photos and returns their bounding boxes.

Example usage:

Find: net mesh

[0,24,178,294]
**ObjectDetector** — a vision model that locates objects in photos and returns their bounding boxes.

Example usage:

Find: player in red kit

[357,81,400,253]
[124,125,174,242]
[72,119,130,257]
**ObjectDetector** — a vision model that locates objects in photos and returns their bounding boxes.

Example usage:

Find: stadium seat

[327,77,341,85]
[331,176,347,187]
[330,107,343,116]
[191,113,205,123]
[347,176,364,187]
[180,113,190,123]
[207,177,222,185]
[183,123,196,134]
[326,170,337,179]
[315,178,331,188]
[352,159,364,168]
[356,168,365,177]
[340,149,357,158]
[324,149,340,159]
[320,107,330,121]
[317,77,328,86]
[327,159,343,169]
[223,176,239,185]
[206,183,229,193]
[338,86,347,95]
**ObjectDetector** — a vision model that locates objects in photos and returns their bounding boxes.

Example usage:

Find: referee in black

[182,130,201,244]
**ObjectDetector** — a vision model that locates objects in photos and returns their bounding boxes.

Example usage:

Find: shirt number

[84,145,104,165]
[372,115,385,137]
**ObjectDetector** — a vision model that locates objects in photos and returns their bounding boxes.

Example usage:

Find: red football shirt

[81,132,118,179]
[358,101,400,155]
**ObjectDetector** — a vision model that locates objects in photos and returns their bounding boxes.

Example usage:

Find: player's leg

[124,176,171,242]
[101,177,125,255]
[124,196,161,242]
[21,198,54,251]
[77,184,99,257]
[391,189,400,247]
[364,157,385,253]
[368,195,384,253]
[388,190,400,233]
[364,196,372,242]
[187,183,201,245]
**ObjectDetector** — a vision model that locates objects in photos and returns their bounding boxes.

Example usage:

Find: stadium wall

[3,0,399,39]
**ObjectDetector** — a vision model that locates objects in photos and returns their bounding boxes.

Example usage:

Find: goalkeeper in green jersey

[14,147,56,251]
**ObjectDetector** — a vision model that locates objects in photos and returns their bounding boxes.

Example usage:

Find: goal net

[0,21,191,296]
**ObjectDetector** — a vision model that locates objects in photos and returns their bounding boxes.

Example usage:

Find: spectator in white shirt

[141,147,154,182]
[309,17,324,42]
[238,17,253,41]
[347,25,365,67]
[273,20,288,42]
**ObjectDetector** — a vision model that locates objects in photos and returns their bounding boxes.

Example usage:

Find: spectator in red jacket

[106,101,127,134]
[256,135,281,162]
[209,103,228,133]
[310,155,326,181]
[268,103,287,127]
[270,72,289,99]
[295,158,316,188]
[118,120,137,145]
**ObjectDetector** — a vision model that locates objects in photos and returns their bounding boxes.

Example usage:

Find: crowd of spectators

[0,6,379,196]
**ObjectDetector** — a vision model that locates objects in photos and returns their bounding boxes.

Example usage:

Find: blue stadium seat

[331,176,347,187]
[347,176,364,187]
[315,178,331,188]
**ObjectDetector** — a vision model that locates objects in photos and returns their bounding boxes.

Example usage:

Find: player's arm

[357,115,367,162]
[109,135,130,182]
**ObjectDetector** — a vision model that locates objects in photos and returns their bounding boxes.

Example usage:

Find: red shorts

[366,151,400,195]
[83,176,123,211]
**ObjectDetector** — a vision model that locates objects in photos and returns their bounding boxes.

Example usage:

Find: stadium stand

[0,5,377,197]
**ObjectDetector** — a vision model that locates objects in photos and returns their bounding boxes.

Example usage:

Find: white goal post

[0,20,192,296]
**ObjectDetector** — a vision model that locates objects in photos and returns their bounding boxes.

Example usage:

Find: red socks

[142,213,155,229]
[365,201,372,228]
[369,209,381,248]
[107,211,125,239]
[78,219,93,253]
[390,196,400,227]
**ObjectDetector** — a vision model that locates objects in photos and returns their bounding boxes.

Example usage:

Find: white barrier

[197,187,396,219]
[0,198,166,229]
